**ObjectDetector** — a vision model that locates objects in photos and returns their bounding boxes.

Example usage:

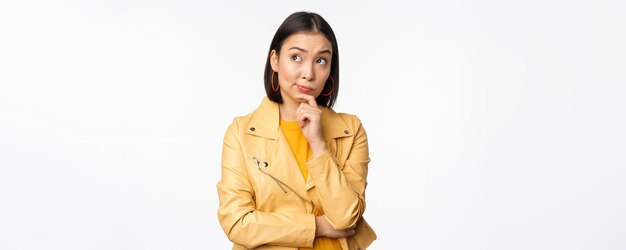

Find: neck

[278,91,303,121]
[279,99,299,121]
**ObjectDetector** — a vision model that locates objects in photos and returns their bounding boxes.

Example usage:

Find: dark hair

[264,11,339,108]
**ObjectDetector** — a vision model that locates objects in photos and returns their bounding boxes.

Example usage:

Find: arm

[307,117,369,230]
[216,119,316,248]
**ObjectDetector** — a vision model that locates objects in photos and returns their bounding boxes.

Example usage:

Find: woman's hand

[295,94,328,157]
[315,215,355,238]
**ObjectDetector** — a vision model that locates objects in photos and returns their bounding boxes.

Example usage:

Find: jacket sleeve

[306,115,370,230]
[217,119,316,249]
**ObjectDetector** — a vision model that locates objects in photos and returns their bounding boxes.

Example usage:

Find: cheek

[278,63,296,81]
[317,69,331,85]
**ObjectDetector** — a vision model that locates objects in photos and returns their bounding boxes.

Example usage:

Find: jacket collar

[245,97,352,140]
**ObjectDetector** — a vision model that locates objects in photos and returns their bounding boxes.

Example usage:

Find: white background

[1,0,625,249]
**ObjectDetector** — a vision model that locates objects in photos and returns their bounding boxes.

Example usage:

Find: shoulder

[331,109,364,130]
[226,112,254,134]
[342,113,363,128]
[321,106,366,135]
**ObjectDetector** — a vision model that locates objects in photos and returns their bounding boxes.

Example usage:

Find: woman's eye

[291,55,302,62]
[316,58,327,64]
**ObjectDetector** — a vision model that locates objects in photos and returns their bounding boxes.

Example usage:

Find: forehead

[280,32,332,53]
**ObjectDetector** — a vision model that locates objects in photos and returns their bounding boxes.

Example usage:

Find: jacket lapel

[245,97,354,201]
[244,98,308,200]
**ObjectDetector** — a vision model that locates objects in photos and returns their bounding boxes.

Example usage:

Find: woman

[217,12,376,250]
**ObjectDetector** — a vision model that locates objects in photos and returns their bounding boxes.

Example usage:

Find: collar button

[250,127,256,132]
[344,130,349,134]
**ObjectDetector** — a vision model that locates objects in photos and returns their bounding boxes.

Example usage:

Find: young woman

[217,12,376,250]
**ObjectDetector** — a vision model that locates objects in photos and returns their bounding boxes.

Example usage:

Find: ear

[270,49,279,72]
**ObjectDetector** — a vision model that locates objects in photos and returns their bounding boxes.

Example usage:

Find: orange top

[280,120,342,250]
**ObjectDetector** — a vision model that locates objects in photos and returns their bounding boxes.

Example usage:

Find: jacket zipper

[252,156,313,203]
[262,170,288,194]
[252,156,287,194]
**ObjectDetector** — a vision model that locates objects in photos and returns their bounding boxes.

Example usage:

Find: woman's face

[270,32,332,104]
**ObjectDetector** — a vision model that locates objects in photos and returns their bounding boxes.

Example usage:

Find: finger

[295,93,318,107]
[344,229,355,237]
[296,104,312,119]
[296,106,315,122]
[296,101,323,123]
[297,108,321,125]
[297,104,321,119]
[296,110,310,128]
[329,229,355,238]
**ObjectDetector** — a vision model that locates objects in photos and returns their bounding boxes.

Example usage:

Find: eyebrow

[288,46,332,55]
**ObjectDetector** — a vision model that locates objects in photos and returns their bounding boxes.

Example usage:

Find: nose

[301,62,315,81]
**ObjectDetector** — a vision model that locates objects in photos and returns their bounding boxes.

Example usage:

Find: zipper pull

[252,156,269,168]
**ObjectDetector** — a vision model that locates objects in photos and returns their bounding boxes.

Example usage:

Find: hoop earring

[271,71,279,92]
[321,76,334,96]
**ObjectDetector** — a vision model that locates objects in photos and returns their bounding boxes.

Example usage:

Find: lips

[296,85,313,94]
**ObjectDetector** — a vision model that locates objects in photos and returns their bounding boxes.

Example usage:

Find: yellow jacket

[217,97,377,250]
